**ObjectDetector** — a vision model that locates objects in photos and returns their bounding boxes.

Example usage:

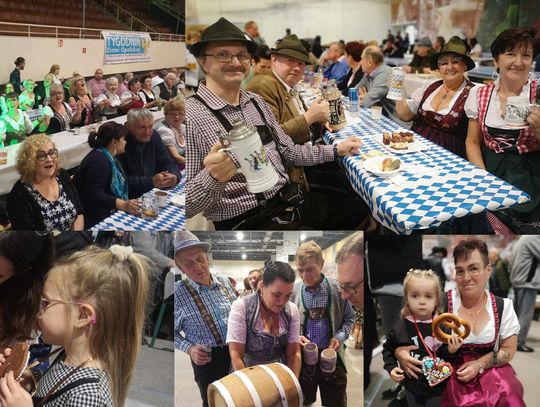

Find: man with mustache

[185,17,367,230]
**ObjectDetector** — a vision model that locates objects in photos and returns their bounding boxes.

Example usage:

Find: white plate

[372,130,430,154]
[363,156,402,178]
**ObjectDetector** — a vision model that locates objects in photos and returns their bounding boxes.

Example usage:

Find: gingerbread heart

[0,342,30,381]
[421,356,452,387]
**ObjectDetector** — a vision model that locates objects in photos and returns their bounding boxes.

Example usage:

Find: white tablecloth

[0,111,164,195]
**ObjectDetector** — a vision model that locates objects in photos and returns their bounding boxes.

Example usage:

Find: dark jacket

[10,69,21,93]
[117,130,181,198]
[157,82,178,101]
[7,169,83,230]
[76,148,124,228]
[338,68,364,96]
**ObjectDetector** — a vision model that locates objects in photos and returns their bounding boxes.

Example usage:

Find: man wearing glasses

[336,231,363,311]
[291,240,355,407]
[185,17,366,230]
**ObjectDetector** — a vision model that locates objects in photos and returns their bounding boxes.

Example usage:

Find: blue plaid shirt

[174,273,237,352]
[301,276,355,348]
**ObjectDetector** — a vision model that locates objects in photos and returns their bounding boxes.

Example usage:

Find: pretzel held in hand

[432,313,471,343]
[0,342,30,380]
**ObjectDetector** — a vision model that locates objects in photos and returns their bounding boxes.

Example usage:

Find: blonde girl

[382,270,461,407]
[0,245,149,407]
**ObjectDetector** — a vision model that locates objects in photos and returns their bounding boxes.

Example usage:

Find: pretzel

[432,313,471,343]
[0,342,30,380]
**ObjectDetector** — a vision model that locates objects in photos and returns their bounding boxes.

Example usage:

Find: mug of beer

[320,348,337,374]
[221,120,279,194]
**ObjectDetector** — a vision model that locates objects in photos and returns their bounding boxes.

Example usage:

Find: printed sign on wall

[102,31,152,64]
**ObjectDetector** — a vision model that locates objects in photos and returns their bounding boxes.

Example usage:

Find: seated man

[186,17,368,230]
[87,68,106,98]
[357,46,404,125]
[118,108,181,198]
[320,42,349,83]
[247,34,355,193]
[153,73,179,101]
[403,38,434,73]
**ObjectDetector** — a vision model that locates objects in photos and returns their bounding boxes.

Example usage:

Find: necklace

[462,293,486,317]
[441,84,460,99]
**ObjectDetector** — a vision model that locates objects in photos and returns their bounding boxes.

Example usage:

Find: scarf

[97,147,128,201]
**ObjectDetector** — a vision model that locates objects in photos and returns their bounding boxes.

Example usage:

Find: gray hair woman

[95,76,121,119]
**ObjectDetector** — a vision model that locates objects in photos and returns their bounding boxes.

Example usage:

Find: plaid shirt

[185,82,335,221]
[174,273,237,352]
[299,276,355,348]
[477,79,540,154]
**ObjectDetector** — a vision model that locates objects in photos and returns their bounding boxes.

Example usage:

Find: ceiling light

[300,233,306,241]
[241,253,247,260]
[236,232,244,241]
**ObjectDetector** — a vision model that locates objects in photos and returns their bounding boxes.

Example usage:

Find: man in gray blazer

[356,46,406,126]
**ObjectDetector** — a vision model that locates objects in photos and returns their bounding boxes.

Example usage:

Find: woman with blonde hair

[0,244,150,407]
[7,134,84,230]
[154,98,186,169]
[48,64,62,85]
[18,79,37,111]
[68,74,95,126]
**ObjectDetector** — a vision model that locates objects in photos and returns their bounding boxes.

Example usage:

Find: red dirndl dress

[441,291,525,407]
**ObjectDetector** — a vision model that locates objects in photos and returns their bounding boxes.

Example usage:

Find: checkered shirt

[35,360,113,406]
[477,79,540,154]
[301,277,355,348]
[174,273,238,352]
[185,82,334,221]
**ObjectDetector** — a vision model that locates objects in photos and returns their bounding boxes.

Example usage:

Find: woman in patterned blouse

[41,84,84,134]
[7,134,84,231]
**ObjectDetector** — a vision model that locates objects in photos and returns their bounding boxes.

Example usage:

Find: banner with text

[102,31,152,64]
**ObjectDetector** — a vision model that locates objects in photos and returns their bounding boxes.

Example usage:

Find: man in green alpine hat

[185,17,368,230]
[246,33,331,189]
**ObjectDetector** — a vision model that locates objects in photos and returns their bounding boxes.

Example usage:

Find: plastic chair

[149,267,179,349]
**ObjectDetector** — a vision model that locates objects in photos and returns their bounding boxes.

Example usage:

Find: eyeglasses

[438,58,463,67]
[50,92,63,96]
[338,280,363,295]
[166,111,184,117]
[40,297,84,312]
[36,148,59,162]
[455,264,485,279]
[201,52,251,63]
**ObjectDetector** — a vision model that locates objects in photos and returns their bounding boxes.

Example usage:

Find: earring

[90,316,97,326]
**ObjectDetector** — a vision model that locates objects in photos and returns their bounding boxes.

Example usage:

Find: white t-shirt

[406,79,467,115]
[464,78,532,128]
[450,289,520,344]
[226,296,301,345]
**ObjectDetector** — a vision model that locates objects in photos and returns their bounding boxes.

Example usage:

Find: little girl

[382,269,463,407]
[0,245,149,407]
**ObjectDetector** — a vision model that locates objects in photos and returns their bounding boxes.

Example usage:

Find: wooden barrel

[208,362,303,407]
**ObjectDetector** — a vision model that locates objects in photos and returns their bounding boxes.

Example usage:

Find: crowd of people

[174,231,362,407]
[0,62,188,229]
[182,16,540,233]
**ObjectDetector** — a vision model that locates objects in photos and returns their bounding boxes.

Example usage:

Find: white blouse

[450,289,520,344]
[407,79,468,115]
[464,78,533,128]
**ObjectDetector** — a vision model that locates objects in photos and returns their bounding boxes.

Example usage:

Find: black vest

[157,82,178,101]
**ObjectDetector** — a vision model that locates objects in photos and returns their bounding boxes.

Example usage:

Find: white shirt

[95,92,121,107]
[406,79,467,115]
[450,289,520,344]
[464,78,532,128]
[273,71,306,115]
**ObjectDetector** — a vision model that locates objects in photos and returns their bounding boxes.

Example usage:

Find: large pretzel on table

[432,313,472,343]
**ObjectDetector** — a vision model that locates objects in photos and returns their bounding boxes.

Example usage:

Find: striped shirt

[174,273,237,352]
[185,81,335,221]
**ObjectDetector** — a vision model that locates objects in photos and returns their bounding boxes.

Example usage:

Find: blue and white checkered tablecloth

[92,176,186,231]
[324,109,530,234]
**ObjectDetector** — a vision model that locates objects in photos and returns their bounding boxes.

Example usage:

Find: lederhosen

[192,94,305,230]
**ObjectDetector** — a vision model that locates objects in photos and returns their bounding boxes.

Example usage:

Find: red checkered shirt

[185,82,335,222]
[477,80,540,154]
